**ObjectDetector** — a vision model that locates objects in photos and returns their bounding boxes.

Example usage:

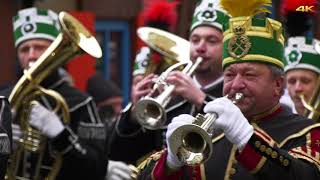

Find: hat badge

[286,49,302,66]
[21,22,37,35]
[197,3,217,23]
[199,10,217,22]
[228,26,251,59]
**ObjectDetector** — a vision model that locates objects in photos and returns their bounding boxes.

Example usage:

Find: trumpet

[133,27,201,130]
[300,76,320,121]
[168,93,244,166]
[134,57,202,130]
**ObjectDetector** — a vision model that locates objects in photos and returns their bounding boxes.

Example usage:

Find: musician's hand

[166,114,194,169]
[131,74,157,105]
[29,103,64,138]
[106,160,133,180]
[204,97,253,150]
[166,71,205,108]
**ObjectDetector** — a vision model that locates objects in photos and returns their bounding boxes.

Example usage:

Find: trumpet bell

[60,12,102,58]
[169,124,213,166]
[134,97,167,130]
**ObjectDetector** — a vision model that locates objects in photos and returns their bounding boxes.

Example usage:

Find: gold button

[266,148,272,155]
[283,159,289,166]
[255,141,261,148]
[279,156,284,162]
[271,151,278,158]
[230,168,236,175]
[260,145,266,152]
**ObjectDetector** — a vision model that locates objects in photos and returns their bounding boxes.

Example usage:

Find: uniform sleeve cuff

[236,128,276,173]
[236,142,265,173]
[152,151,183,180]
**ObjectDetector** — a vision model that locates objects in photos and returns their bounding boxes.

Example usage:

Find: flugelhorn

[6,12,102,180]
[133,27,202,130]
[168,93,244,166]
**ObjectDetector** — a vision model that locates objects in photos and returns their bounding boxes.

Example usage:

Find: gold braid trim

[279,124,320,147]
[250,156,267,174]
[136,150,166,173]
[289,146,320,170]
[253,123,320,147]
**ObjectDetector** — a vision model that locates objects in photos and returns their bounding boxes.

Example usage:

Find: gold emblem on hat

[228,26,251,59]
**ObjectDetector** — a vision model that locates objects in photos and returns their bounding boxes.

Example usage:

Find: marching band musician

[280,0,320,116]
[1,7,107,179]
[136,0,320,179]
[284,37,320,116]
[109,0,229,165]
[0,97,12,180]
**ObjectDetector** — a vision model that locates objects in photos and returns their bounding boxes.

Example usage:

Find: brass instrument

[137,27,191,77]
[7,12,102,180]
[168,93,244,166]
[133,27,202,130]
[300,76,320,121]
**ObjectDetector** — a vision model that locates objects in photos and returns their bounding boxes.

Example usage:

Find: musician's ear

[273,75,284,97]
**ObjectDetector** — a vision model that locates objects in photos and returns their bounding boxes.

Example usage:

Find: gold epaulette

[136,150,166,172]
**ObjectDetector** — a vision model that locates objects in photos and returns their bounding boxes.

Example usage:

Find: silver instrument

[133,27,202,130]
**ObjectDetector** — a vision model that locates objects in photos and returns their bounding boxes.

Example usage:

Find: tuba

[301,76,320,122]
[168,93,244,166]
[133,27,202,130]
[6,12,102,180]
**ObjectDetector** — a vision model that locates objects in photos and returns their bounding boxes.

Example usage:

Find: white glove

[106,160,132,180]
[29,103,65,138]
[204,97,253,150]
[166,114,194,169]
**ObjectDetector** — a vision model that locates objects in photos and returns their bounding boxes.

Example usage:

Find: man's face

[286,69,318,114]
[223,62,284,118]
[17,39,52,69]
[189,26,223,74]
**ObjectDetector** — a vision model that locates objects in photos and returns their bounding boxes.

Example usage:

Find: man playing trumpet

[284,37,320,116]
[109,0,228,165]
[136,0,320,179]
